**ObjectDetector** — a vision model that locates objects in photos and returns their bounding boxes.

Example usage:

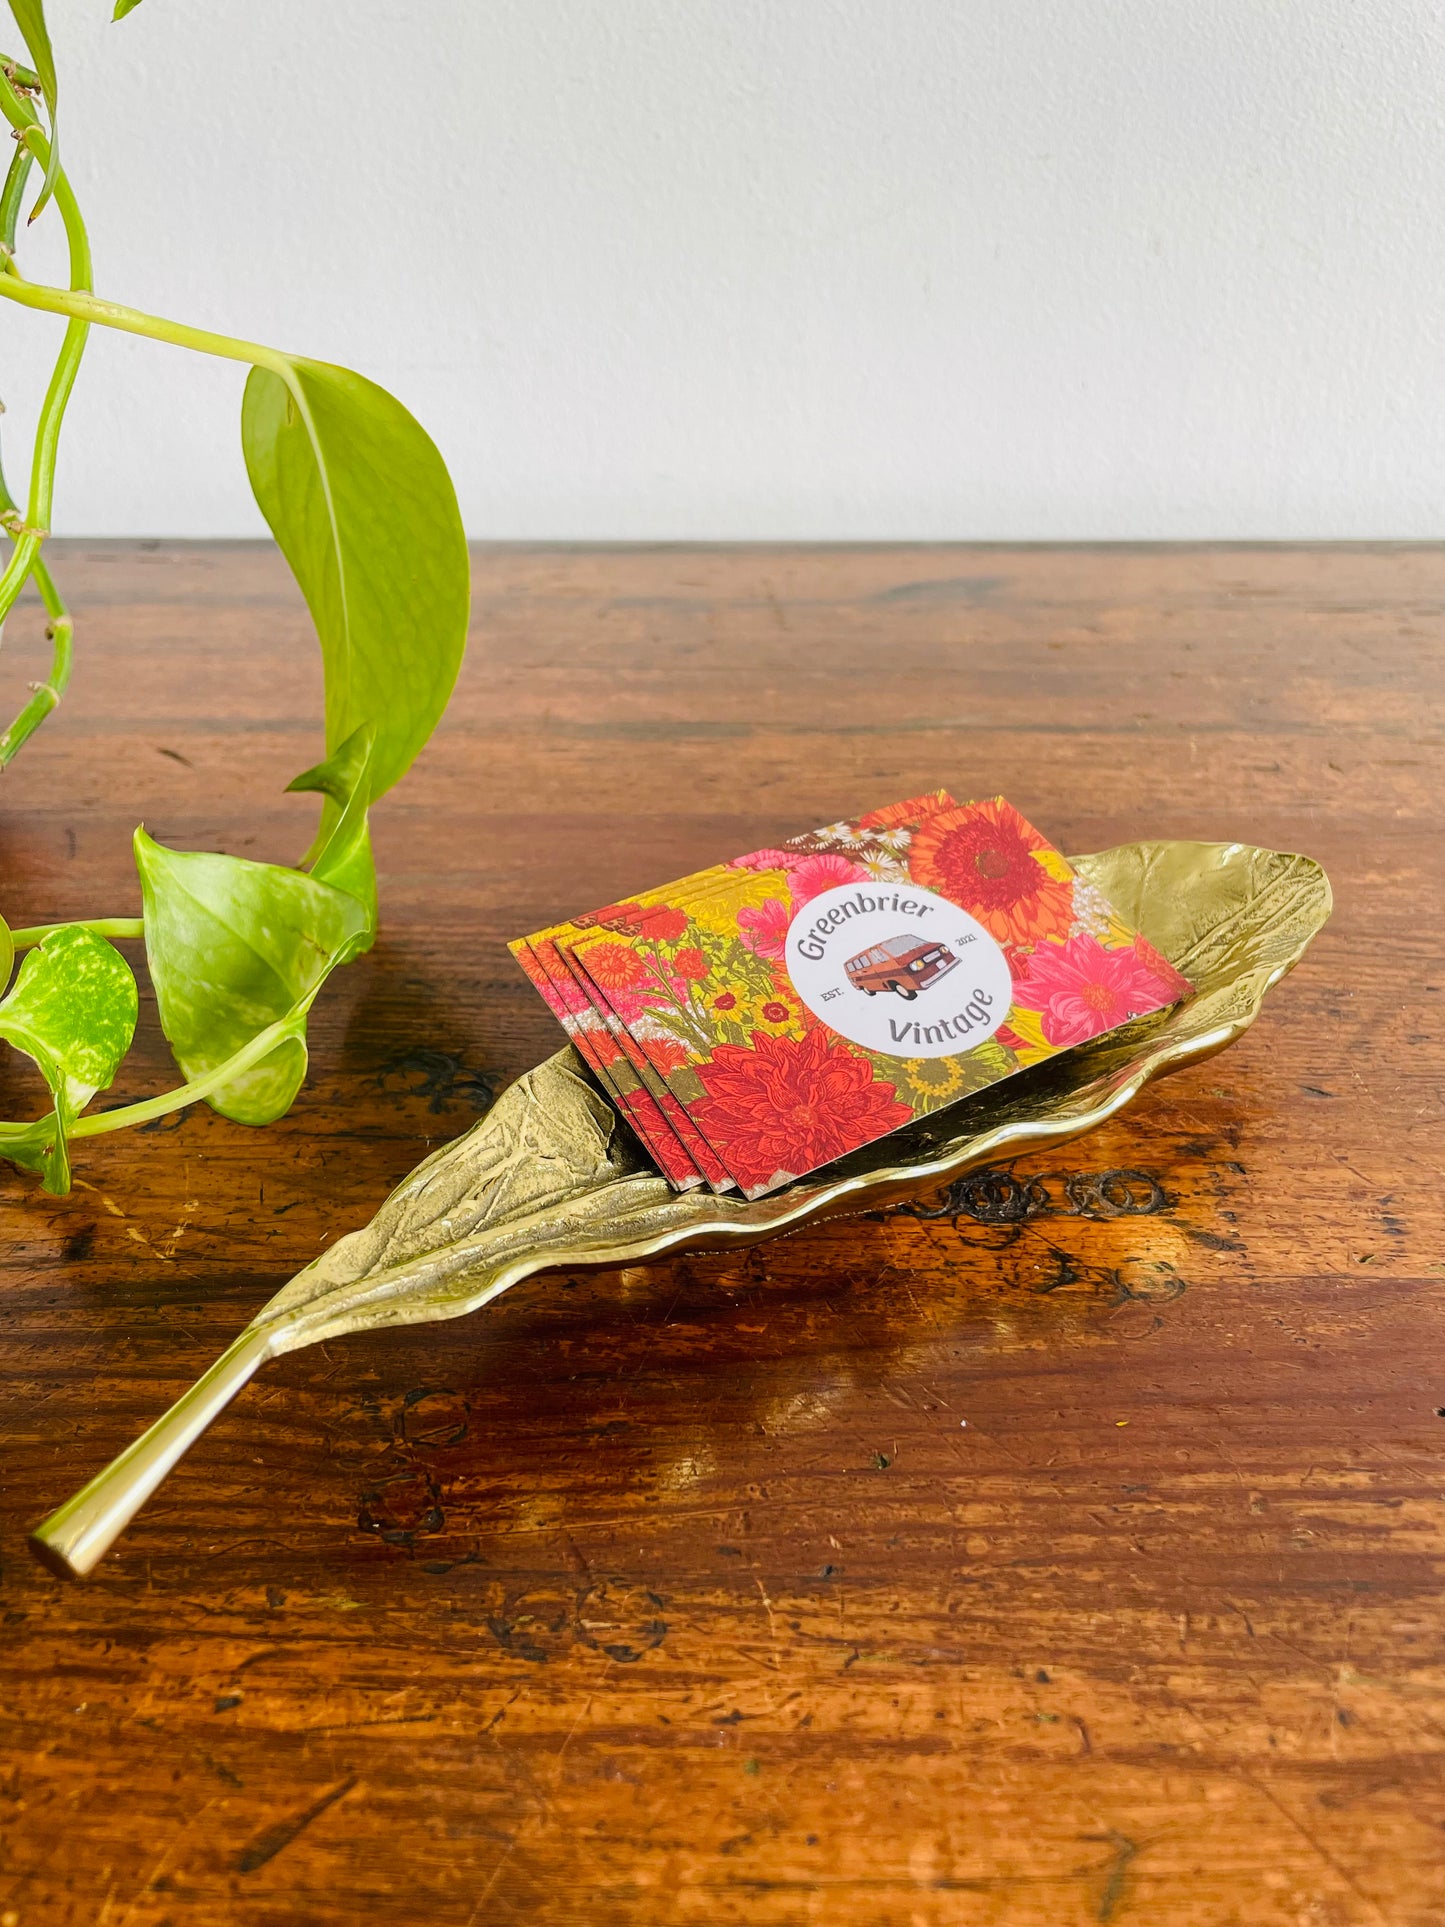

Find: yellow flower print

[1099,913,1143,950]
[1000,1001,1051,1067]
[708,985,748,1021]
[687,868,791,935]
[882,1040,1013,1109]
[743,988,804,1037]
[1035,845,1075,885]
[894,1055,972,1102]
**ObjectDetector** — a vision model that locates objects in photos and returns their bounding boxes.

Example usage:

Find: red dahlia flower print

[1010,933,1182,1048]
[787,853,871,907]
[636,904,689,942]
[910,799,1073,945]
[736,896,792,959]
[691,1027,913,1193]
[672,946,709,979]
[583,942,647,990]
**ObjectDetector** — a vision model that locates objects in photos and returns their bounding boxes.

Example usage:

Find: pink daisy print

[787,853,872,906]
[737,896,793,960]
[1009,934,1184,1048]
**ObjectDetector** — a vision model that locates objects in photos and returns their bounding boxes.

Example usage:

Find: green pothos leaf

[112,0,143,18]
[135,828,370,1127]
[288,720,373,817]
[241,358,469,805]
[5,0,59,220]
[287,721,379,938]
[0,925,138,1191]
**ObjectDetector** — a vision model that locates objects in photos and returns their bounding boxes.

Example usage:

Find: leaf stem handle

[29,1321,274,1577]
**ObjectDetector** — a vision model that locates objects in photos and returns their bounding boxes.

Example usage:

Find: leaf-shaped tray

[32,839,1331,1577]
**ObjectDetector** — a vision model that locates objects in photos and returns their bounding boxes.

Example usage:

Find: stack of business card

[510,792,1191,1198]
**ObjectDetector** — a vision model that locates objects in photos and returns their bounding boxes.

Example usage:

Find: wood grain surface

[0,541,1438,1926]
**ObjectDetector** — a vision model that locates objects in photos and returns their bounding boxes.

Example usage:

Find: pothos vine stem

[0,272,295,380]
[0,65,297,382]
[70,1004,314,1139]
[0,48,376,1178]
[10,916,143,948]
[0,61,90,754]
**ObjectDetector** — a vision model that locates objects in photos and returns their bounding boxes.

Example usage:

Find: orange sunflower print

[910,798,1074,945]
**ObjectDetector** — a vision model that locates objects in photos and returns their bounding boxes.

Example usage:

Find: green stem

[0,577,71,764]
[0,447,74,764]
[0,59,47,141]
[0,125,92,499]
[0,69,282,377]
[0,274,293,379]
[0,952,345,1153]
[71,1010,308,1140]
[0,57,43,92]
[0,252,319,776]
[1,137,32,248]
[0,73,91,737]
[10,916,143,948]
[65,943,353,1143]
[0,65,307,774]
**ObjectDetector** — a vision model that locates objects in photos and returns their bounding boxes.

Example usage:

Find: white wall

[4,0,1444,540]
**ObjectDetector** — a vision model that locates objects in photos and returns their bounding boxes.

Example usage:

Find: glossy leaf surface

[287,722,379,936]
[0,925,137,1189]
[241,359,468,803]
[135,829,369,1126]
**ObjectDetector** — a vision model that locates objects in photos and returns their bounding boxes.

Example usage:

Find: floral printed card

[563,795,959,1190]
[557,796,1192,1198]
[529,935,736,1191]
[509,791,957,1186]
[511,938,711,1191]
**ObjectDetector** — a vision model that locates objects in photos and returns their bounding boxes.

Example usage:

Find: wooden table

[0,542,1439,1926]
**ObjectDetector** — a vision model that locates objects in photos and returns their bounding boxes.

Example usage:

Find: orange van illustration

[844,934,959,1000]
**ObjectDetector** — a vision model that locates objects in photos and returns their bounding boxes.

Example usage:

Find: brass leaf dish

[32,838,1331,1577]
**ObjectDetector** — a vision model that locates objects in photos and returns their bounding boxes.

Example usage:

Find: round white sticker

[784,881,1014,1059]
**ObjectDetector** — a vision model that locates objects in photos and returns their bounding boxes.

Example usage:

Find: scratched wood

[0,541,1441,1926]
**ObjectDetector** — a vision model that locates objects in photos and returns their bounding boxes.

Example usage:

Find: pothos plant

[0,1,470,1193]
